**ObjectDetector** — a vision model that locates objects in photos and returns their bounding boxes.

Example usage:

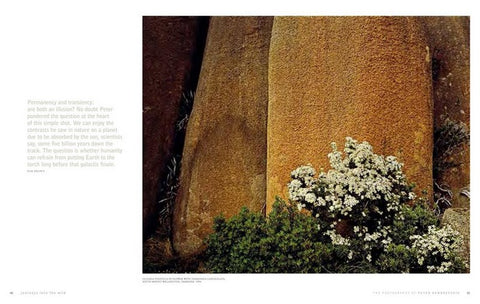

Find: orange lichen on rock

[172,17,273,256]
[267,17,433,212]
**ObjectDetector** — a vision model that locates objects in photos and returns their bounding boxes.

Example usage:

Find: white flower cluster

[287,137,417,262]
[410,225,463,273]
[288,137,415,219]
[288,165,317,206]
[324,229,351,246]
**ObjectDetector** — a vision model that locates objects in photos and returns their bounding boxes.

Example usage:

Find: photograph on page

[142,16,470,274]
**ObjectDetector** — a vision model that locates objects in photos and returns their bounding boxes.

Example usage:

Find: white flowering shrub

[287,137,466,273]
[410,225,464,273]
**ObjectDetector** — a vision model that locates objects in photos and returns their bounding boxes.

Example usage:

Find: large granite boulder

[143,17,204,238]
[267,17,433,211]
[172,17,273,256]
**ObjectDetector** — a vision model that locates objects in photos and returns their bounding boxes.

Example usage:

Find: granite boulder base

[172,17,273,257]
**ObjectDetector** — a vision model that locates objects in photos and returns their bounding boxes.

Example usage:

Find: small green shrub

[206,198,346,273]
[375,244,414,273]
[390,201,439,245]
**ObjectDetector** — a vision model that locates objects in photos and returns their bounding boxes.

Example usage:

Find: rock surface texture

[143,17,203,238]
[441,208,470,271]
[267,16,434,211]
[419,17,470,208]
[172,17,273,256]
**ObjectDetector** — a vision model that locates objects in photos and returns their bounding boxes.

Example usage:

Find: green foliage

[390,200,439,245]
[206,207,267,273]
[206,198,346,273]
[205,197,465,273]
[375,244,414,273]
